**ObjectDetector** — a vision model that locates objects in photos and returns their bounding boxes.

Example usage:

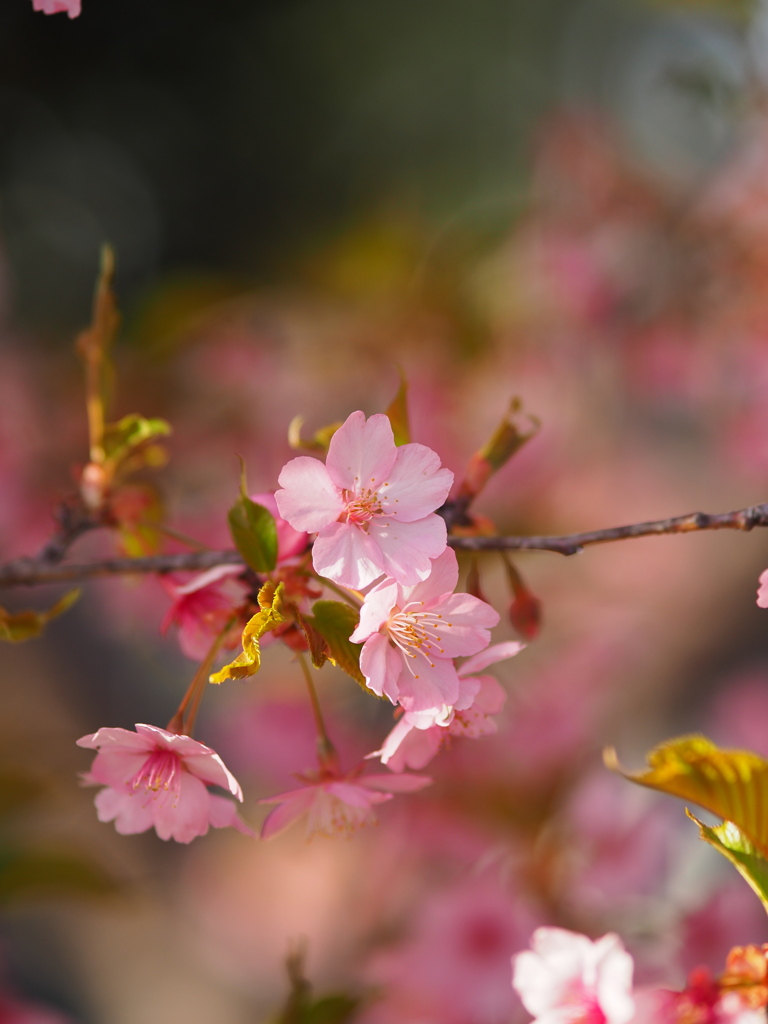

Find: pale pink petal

[276,457,344,532]
[260,788,319,839]
[380,725,443,772]
[325,411,397,492]
[359,633,405,702]
[396,656,461,713]
[375,717,416,764]
[459,640,526,676]
[153,771,211,843]
[350,577,399,642]
[326,781,391,807]
[173,564,242,595]
[757,568,768,608]
[182,751,243,798]
[368,514,447,585]
[398,546,459,605]
[207,795,255,836]
[452,674,482,711]
[86,750,150,788]
[378,443,453,521]
[468,676,506,715]
[593,936,635,1024]
[361,772,432,792]
[76,726,156,753]
[94,787,155,835]
[312,520,385,588]
[305,787,376,834]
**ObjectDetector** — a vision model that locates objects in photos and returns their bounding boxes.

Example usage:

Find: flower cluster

[77,410,513,842]
[512,928,768,1024]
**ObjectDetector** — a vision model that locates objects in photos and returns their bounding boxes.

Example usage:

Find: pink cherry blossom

[756,569,768,608]
[259,764,431,839]
[512,927,635,1024]
[350,547,499,713]
[32,0,81,16]
[160,564,245,660]
[376,641,524,771]
[275,410,453,589]
[77,724,253,843]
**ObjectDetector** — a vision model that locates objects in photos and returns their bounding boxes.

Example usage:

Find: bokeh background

[4,0,768,1021]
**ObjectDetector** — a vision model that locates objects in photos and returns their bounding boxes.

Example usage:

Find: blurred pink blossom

[376,641,524,771]
[651,967,766,1024]
[512,927,635,1024]
[259,765,430,840]
[77,723,253,843]
[351,548,499,713]
[31,0,80,16]
[756,570,768,609]
[160,564,246,660]
[276,410,452,589]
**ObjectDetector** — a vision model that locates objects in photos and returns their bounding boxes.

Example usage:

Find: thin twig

[2,503,768,588]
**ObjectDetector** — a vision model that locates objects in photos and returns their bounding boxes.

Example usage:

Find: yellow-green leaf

[0,590,80,643]
[605,735,768,859]
[209,581,284,683]
[288,416,343,454]
[102,413,171,466]
[385,370,410,446]
[688,812,768,913]
[309,600,365,688]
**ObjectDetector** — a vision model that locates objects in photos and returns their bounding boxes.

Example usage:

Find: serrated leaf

[228,495,278,573]
[102,413,171,465]
[385,370,410,446]
[296,613,330,670]
[688,812,768,913]
[210,581,284,683]
[0,590,80,643]
[605,735,768,861]
[309,600,365,687]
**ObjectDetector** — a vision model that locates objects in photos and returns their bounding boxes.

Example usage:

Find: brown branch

[2,503,768,589]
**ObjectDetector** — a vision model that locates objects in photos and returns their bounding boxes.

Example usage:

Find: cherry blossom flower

[376,641,524,771]
[756,569,768,608]
[77,724,253,843]
[512,927,635,1024]
[275,410,453,590]
[32,0,81,17]
[160,564,246,660]
[260,764,431,839]
[350,547,499,714]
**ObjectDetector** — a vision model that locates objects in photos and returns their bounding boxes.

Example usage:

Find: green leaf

[385,370,410,446]
[210,581,284,683]
[309,600,365,687]
[101,413,171,465]
[688,812,768,913]
[228,495,278,573]
[0,590,80,643]
[296,613,330,670]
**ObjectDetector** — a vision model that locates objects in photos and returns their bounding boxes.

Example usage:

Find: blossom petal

[459,640,525,677]
[350,577,399,642]
[276,457,344,532]
[153,771,211,843]
[325,411,397,492]
[313,521,385,588]
[396,656,461,713]
[94,787,155,835]
[368,514,447,586]
[378,443,453,522]
[207,795,255,836]
[76,726,156,753]
[398,546,458,605]
[182,751,243,799]
[360,633,405,702]
[260,788,317,839]
[758,569,768,608]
